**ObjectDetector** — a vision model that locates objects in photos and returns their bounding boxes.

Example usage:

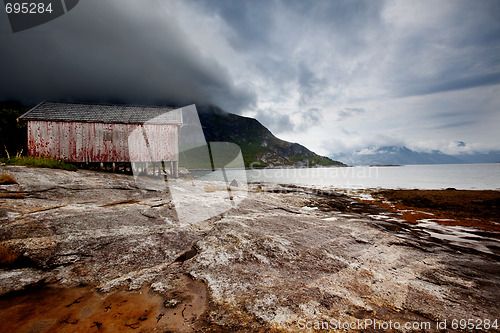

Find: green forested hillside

[0,101,345,168]
[197,105,345,168]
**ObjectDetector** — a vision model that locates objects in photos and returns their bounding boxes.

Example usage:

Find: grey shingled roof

[19,101,183,125]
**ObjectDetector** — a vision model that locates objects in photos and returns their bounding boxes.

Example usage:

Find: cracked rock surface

[0,166,499,332]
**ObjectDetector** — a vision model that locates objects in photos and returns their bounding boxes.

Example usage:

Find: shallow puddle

[0,275,207,332]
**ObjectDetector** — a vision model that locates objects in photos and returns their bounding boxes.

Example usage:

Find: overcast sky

[1,0,499,156]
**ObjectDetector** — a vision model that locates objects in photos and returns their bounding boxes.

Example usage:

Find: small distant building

[18,101,183,176]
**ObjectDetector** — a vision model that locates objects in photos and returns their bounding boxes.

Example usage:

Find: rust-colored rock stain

[0,276,207,332]
[365,189,500,231]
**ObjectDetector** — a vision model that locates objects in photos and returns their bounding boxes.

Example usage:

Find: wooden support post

[161,161,166,178]
[173,161,178,179]
[100,162,103,171]
[112,162,116,173]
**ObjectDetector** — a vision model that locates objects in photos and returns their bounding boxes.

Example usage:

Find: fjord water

[245,163,500,190]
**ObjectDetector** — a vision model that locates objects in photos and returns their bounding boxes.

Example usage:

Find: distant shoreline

[186,165,347,171]
[368,164,402,167]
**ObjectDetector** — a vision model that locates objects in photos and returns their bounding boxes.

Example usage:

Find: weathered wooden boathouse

[18,101,183,177]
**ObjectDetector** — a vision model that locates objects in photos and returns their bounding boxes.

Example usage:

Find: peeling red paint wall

[28,121,179,162]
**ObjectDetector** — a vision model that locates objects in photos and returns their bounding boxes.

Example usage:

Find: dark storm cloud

[0,0,256,111]
[301,108,322,124]
[254,109,294,133]
[194,0,275,51]
[400,72,500,97]
[195,0,385,50]
[298,63,327,106]
[194,0,386,99]
[434,121,475,129]
[446,0,500,49]
[285,0,385,53]
[294,107,323,132]
[255,107,324,133]
[387,0,500,99]
[337,107,365,121]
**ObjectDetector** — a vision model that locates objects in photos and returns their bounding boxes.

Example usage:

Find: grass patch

[0,156,77,171]
[0,173,17,184]
[204,185,229,192]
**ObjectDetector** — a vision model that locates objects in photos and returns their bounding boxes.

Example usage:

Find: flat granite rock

[0,165,499,332]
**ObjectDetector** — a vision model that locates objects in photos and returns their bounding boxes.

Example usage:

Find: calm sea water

[244,163,500,190]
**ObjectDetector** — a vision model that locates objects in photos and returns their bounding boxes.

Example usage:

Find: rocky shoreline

[1,166,499,332]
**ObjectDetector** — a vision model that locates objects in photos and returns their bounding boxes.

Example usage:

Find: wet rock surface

[1,166,499,332]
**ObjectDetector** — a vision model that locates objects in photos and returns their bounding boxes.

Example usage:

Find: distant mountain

[331,146,463,166]
[2,100,344,168]
[197,105,345,168]
[454,151,500,164]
